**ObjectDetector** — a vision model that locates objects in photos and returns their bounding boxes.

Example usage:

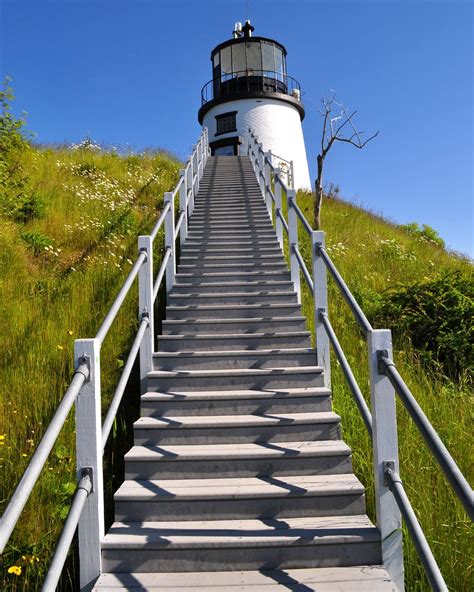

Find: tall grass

[0,144,180,590]
[291,191,473,591]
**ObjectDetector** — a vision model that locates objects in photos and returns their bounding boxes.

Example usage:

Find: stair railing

[0,128,210,591]
[247,127,473,592]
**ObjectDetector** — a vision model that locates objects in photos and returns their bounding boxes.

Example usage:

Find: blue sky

[1,0,472,255]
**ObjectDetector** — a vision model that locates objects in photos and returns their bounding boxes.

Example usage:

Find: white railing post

[274,168,284,251]
[138,235,154,393]
[287,189,301,303]
[368,329,404,591]
[164,191,175,301]
[312,231,331,386]
[258,143,265,196]
[186,162,194,218]
[74,338,103,590]
[193,145,199,195]
[264,151,273,219]
[179,170,188,246]
[290,160,295,189]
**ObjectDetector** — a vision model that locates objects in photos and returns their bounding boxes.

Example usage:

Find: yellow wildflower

[57,345,64,350]
[8,565,22,576]
[68,330,73,335]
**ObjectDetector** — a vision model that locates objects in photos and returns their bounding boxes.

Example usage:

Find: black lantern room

[198,21,304,124]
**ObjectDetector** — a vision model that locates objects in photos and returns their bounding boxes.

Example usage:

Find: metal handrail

[319,311,373,435]
[277,209,288,234]
[292,200,312,236]
[153,247,172,300]
[102,316,149,446]
[175,211,186,236]
[293,245,313,293]
[385,468,448,591]
[0,364,89,552]
[380,355,474,520]
[247,125,472,589]
[0,127,210,583]
[317,245,373,336]
[150,201,171,241]
[95,252,147,345]
[41,471,93,592]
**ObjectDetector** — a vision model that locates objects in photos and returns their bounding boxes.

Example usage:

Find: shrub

[370,271,473,381]
[401,221,445,248]
[20,230,52,255]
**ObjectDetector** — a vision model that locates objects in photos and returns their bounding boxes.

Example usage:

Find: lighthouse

[198,21,312,189]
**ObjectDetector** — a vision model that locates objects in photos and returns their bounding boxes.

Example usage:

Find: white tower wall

[203,98,312,190]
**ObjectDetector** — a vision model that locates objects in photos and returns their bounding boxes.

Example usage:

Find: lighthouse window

[262,41,275,74]
[215,111,237,136]
[221,45,232,75]
[232,44,246,75]
[246,42,262,73]
[275,47,284,78]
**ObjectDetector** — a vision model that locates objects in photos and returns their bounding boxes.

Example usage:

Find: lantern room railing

[201,70,302,105]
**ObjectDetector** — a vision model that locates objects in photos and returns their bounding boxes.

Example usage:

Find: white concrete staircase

[94,157,396,590]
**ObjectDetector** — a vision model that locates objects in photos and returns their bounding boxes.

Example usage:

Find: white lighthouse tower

[199,21,312,189]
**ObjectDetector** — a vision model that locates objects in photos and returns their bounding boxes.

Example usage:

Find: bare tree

[314,93,378,229]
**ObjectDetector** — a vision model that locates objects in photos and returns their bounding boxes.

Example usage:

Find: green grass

[0,143,180,590]
[289,191,473,591]
[0,141,472,590]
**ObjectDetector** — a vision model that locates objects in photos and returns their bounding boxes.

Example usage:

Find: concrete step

[114,474,366,521]
[177,262,287,274]
[168,291,299,306]
[146,366,324,392]
[179,251,284,260]
[125,439,353,480]
[161,316,307,334]
[189,215,270,222]
[175,270,291,282]
[170,281,295,296]
[157,330,311,351]
[93,565,396,591]
[182,240,280,249]
[140,386,332,416]
[165,303,302,320]
[133,411,340,445]
[101,515,381,573]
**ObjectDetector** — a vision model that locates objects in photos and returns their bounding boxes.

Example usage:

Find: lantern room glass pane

[275,47,284,79]
[221,46,232,75]
[232,43,246,75]
[246,41,262,73]
[262,41,275,74]
[213,52,220,68]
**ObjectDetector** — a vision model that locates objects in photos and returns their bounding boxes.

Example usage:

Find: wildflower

[22,453,27,457]
[0,434,5,441]
[8,566,22,576]
[68,330,74,336]
[57,345,64,350]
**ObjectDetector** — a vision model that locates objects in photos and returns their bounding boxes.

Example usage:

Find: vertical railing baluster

[312,231,331,386]
[274,168,284,251]
[179,170,188,246]
[187,161,194,218]
[287,189,301,302]
[195,144,201,195]
[368,329,404,590]
[164,191,175,301]
[138,235,154,393]
[74,338,103,590]
[258,142,265,196]
[264,151,272,220]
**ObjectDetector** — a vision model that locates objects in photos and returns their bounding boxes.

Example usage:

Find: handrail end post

[368,329,404,591]
[74,338,103,589]
[164,192,176,301]
[138,235,154,393]
[311,231,330,387]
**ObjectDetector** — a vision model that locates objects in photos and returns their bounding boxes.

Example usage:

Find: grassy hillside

[0,109,180,588]
[291,190,473,591]
[1,85,472,590]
